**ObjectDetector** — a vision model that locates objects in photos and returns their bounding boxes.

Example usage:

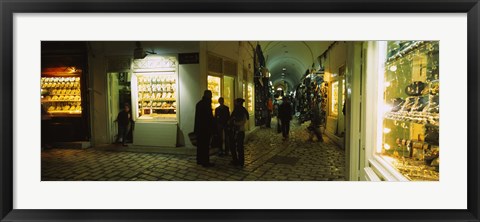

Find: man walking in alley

[308,101,324,142]
[229,98,249,167]
[215,97,230,156]
[194,90,216,167]
[278,96,293,140]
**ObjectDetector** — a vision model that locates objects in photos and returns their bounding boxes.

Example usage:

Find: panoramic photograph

[40,41,439,181]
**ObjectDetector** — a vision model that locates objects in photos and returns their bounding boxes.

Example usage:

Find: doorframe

[105,56,132,144]
[345,41,364,181]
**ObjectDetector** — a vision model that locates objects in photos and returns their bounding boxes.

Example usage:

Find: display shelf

[384,112,439,127]
[138,99,176,102]
[141,108,176,110]
[381,156,439,181]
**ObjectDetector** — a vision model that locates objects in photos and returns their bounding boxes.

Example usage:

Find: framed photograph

[1,0,479,221]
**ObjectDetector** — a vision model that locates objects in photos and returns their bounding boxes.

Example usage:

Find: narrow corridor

[42,118,345,181]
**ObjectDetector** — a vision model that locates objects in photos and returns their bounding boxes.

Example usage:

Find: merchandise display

[380,41,439,181]
[223,76,235,111]
[254,75,269,126]
[41,76,82,115]
[247,83,254,113]
[331,81,339,115]
[208,75,221,111]
[135,73,177,119]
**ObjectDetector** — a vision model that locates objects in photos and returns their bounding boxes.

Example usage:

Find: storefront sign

[133,55,177,70]
[179,53,199,64]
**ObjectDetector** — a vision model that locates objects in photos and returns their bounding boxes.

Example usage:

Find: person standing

[278,97,293,140]
[194,90,216,167]
[265,97,273,128]
[214,97,230,156]
[115,103,134,146]
[308,101,324,142]
[230,98,249,167]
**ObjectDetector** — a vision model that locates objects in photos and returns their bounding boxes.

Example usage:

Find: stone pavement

[41,119,346,181]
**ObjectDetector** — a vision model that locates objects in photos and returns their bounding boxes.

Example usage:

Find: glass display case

[208,75,221,110]
[41,69,82,117]
[379,41,439,181]
[134,72,177,120]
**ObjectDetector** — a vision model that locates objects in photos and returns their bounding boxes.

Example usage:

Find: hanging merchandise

[253,45,268,126]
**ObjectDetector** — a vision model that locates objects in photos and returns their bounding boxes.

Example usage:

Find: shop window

[378,41,439,181]
[223,76,235,111]
[208,75,222,110]
[247,83,254,113]
[41,67,83,117]
[134,72,177,120]
[331,81,339,115]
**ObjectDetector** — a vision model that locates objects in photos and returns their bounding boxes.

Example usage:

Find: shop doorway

[107,72,132,144]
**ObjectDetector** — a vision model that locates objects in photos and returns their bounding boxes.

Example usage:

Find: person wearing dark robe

[278,97,293,140]
[194,90,216,167]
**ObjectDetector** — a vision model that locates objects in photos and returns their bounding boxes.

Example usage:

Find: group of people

[194,90,249,168]
[113,89,322,168]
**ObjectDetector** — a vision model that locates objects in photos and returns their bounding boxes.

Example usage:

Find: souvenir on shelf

[40,75,82,116]
[135,72,177,120]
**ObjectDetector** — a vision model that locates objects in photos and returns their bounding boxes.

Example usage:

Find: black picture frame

[1,0,479,221]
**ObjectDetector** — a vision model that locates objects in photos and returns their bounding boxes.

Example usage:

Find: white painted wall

[178,64,201,148]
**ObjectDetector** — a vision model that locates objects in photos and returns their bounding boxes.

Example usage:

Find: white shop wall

[88,41,200,146]
[179,64,201,148]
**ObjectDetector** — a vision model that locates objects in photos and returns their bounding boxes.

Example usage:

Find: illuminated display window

[331,81,339,115]
[247,83,254,113]
[223,76,234,111]
[41,67,82,117]
[208,75,222,111]
[134,72,177,120]
[378,41,439,181]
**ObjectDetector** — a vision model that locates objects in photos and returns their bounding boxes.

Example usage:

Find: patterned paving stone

[42,118,345,181]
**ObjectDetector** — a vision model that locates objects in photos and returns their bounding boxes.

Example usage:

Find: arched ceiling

[259,41,333,90]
